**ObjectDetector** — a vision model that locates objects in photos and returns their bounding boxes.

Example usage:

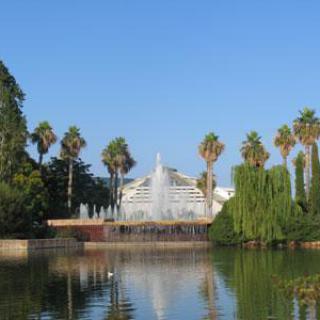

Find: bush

[0,182,31,238]
[208,202,241,245]
[283,214,320,242]
[55,227,88,241]
[32,223,56,239]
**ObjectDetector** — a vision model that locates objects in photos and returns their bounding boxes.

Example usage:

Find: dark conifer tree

[0,61,27,181]
[295,151,307,212]
[310,143,320,215]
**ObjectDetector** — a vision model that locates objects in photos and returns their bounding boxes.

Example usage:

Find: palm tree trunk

[119,173,124,218]
[68,159,73,213]
[283,156,287,168]
[306,145,311,198]
[39,153,43,167]
[207,161,213,218]
[109,173,114,214]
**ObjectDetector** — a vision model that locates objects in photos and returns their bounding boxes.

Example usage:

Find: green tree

[241,131,270,168]
[13,160,49,225]
[0,182,28,238]
[310,143,320,215]
[44,157,109,219]
[208,199,241,245]
[274,125,296,167]
[198,132,225,218]
[31,121,57,166]
[0,61,27,181]
[231,164,292,242]
[60,126,86,212]
[293,107,320,197]
[294,151,307,212]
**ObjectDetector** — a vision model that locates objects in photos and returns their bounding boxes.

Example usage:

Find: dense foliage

[0,182,29,238]
[0,61,28,181]
[231,164,292,242]
[208,200,241,245]
[44,157,109,219]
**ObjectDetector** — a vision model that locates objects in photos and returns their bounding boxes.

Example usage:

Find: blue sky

[1,1,320,186]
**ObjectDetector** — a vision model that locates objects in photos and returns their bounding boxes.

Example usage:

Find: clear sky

[1,1,320,186]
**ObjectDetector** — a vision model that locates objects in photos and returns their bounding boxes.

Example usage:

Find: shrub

[0,182,31,238]
[283,213,320,242]
[208,201,241,245]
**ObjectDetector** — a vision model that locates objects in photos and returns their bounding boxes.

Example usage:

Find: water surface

[0,246,319,319]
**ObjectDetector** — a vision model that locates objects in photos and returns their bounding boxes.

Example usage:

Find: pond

[0,246,320,320]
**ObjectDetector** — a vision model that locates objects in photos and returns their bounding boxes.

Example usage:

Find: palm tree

[102,140,120,214]
[293,107,320,196]
[118,151,136,211]
[102,137,136,217]
[241,131,270,167]
[31,121,57,166]
[274,124,296,167]
[199,132,225,218]
[196,171,216,198]
[60,126,86,212]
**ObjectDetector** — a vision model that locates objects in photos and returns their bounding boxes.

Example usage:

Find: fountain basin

[47,219,211,242]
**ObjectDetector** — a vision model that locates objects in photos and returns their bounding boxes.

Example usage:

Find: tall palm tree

[118,151,136,211]
[293,107,320,196]
[199,132,225,218]
[102,140,120,214]
[102,137,136,216]
[274,124,296,167]
[60,126,86,212]
[241,131,270,167]
[31,121,57,166]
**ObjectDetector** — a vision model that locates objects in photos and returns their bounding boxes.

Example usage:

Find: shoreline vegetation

[209,111,320,247]
[1,59,320,246]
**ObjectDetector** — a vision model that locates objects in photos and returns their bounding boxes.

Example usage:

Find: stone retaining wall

[48,220,210,242]
[0,239,82,251]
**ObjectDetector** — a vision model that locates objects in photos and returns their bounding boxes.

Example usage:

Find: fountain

[80,203,90,219]
[150,153,172,220]
[121,153,205,221]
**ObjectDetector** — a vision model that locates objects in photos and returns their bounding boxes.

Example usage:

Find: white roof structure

[121,167,234,221]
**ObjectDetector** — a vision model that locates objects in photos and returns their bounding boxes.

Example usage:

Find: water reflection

[1,248,320,319]
[212,248,320,320]
[0,247,217,320]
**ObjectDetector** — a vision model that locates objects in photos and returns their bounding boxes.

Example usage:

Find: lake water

[0,246,319,320]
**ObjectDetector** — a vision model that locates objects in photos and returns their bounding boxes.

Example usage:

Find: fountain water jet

[150,153,172,220]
